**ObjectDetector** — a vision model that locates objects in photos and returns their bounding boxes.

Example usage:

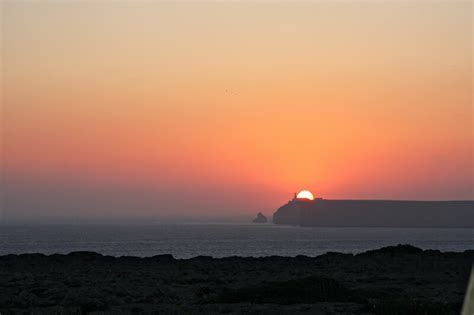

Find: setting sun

[297,190,314,201]
[1,2,473,313]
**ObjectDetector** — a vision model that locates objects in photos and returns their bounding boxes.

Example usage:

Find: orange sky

[1,2,473,221]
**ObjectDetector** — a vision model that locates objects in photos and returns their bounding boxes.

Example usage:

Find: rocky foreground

[0,245,472,314]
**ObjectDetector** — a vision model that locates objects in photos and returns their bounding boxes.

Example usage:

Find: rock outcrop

[0,245,472,314]
[252,212,267,223]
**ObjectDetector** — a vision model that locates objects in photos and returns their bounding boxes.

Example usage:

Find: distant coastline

[273,197,474,228]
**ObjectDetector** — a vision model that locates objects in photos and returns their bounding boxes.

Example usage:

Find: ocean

[1,223,473,258]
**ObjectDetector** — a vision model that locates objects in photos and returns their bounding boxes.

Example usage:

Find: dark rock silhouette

[0,245,472,314]
[252,212,267,223]
[273,195,474,227]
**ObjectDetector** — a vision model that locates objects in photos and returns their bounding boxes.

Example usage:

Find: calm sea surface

[1,224,473,258]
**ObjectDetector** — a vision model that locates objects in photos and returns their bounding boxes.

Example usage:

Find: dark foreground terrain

[0,245,472,314]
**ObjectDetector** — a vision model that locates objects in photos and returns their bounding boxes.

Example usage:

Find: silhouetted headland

[0,245,472,314]
[273,195,474,227]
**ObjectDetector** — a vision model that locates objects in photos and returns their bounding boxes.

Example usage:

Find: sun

[296,190,314,200]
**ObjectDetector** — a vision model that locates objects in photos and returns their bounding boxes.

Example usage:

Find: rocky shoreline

[1,245,472,314]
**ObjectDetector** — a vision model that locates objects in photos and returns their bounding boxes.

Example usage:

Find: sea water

[1,223,473,258]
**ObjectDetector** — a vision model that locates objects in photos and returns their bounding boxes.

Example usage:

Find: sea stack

[253,212,268,223]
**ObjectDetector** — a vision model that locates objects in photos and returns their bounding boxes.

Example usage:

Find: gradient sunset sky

[2,1,473,222]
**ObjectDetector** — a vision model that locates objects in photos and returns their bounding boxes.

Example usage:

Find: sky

[1,1,473,222]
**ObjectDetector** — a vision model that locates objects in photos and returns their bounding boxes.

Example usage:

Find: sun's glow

[297,190,314,200]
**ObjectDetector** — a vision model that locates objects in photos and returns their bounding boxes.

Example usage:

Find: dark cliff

[273,198,474,227]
